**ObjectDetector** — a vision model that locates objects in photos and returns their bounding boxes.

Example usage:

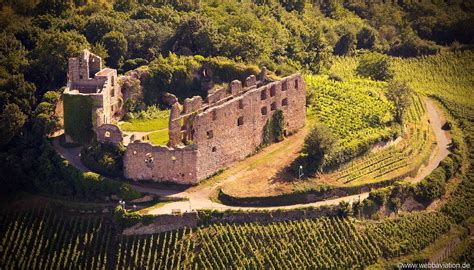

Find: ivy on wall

[262,109,285,145]
[63,94,94,144]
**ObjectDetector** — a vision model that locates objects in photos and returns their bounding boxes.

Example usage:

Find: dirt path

[52,98,451,215]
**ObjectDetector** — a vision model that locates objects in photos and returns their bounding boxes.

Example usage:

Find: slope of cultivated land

[305,75,398,168]
[391,52,474,223]
[0,209,452,269]
[320,95,436,187]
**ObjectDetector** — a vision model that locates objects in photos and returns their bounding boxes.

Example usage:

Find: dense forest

[0,0,473,196]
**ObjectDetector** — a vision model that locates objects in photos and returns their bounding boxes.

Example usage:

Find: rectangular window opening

[271,102,277,111]
[238,99,244,109]
[261,89,267,100]
[261,106,267,115]
[212,110,217,121]
[237,116,244,126]
[270,85,276,97]
[206,130,214,139]
[282,98,288,106]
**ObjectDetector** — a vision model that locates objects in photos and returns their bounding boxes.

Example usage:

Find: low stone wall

[122,206,339,235]
[122,212,199,235]
[218,178,401,207]
[198,206,338,225]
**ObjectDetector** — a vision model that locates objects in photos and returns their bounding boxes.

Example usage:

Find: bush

[368,187,391,205]
[414,167,446,203]
[114,205,154,228]
[356,52,393,81]
[81,141,125,177]
[440,157,455,180]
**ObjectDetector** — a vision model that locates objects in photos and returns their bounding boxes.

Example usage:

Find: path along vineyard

[0,209,452,269]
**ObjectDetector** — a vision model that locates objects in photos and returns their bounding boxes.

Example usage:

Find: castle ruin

[123,72,306,184]
[63,49,122,143]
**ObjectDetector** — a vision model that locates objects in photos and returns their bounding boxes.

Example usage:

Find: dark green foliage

[29,30,90,91]
[32,91,61,136]
[278,0,305,12]
[333,32,355,56]
[0,103,27,145]
[368,187,391,205]
[301,124,337,173]
[414,167,447,204]
[82,15,118,44]
[356,52,393,81]
[439,157,455,180]
[167,13,218,57]
[81,141,125,177]
[271,109,285,142]
[206,57,260,83]
[63,94,94,144]
[114,205,155,228]
[101,31,128,68]
[122,58,148,72]
[356,27,377,49]
[337,201,352,217]
[262,109,285,145]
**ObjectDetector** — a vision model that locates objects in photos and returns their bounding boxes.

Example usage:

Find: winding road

[53,99,451,215]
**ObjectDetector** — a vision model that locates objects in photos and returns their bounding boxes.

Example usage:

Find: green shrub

[368,187,391,205]
[114,205,155,228]
[356,52,393,81]
[440,157,455,180]
[414,167,446,203]
[81,141,125,177]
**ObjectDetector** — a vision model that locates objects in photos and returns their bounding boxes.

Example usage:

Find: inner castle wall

[123,73,306,184]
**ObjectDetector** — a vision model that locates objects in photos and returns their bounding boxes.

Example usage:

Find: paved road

[53,98,451,215]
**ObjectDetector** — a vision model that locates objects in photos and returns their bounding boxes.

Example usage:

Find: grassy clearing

[145,129,169,146]
[120,117,169,132]
[120,109,170,132]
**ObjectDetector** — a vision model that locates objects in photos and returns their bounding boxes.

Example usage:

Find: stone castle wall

[124,142,198,184]
[124,73,306,184]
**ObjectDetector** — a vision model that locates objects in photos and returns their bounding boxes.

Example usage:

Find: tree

[83,15,117,44]
[101,31,128,68]
[168,14,218,57]
[29,30,89,92]
[302,124,337,173]
[356,27,377,49]
[0,103,27,145]
[356,52,393,81]
[333,32,355,56]
[386,80,412,124]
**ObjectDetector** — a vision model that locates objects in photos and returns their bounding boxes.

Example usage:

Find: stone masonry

[63,49,122,142]
[123,71,306,184]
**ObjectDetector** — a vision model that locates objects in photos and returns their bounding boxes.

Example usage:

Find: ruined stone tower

[62,49,122,143]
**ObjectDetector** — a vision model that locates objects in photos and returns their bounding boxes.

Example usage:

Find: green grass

[146,129,169,145]
[120,109,170,132]
[120,117,169,132]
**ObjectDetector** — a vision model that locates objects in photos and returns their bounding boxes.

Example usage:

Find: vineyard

[0,209,452,269]
[329,94,435,186]
[0,208,114,269]
[305,74,398,167]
